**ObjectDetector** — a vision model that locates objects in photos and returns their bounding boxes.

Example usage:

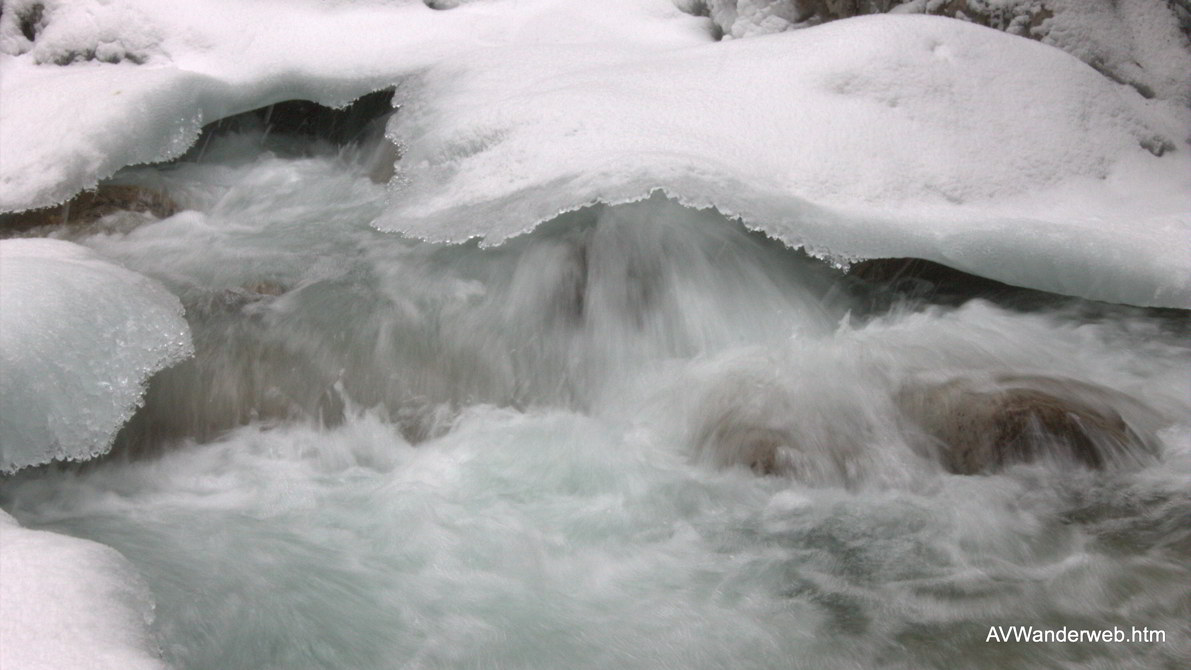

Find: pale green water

[3,134,1188,669]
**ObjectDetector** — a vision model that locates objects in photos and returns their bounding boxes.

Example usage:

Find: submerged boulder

[695,408,796,476]
[896,375,1160,474]
[693,370,1161,481]
[688,373,869,484]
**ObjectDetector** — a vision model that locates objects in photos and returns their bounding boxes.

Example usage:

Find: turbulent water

[3,132,1189,669]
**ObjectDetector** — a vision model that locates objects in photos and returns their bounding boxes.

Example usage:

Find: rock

[0,184,176,236]
[688,374,863,484]
[695,411,795,475]
[896,375,1159,474]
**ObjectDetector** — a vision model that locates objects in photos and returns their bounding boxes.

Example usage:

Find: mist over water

[3,133,1189,669]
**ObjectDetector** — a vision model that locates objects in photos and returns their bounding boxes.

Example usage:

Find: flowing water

[2,132,1189,669]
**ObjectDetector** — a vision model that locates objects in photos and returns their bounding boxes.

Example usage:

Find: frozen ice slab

[0,239,193,473]
[0,510,169,670]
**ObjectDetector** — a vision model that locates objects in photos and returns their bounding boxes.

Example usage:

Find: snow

[0,0,708,212]
[0,239,193,473]
[1,0,1188,310]
[0,2,1187,665]
[380,15,1191,307]
[0,510,169,670]
[700,1,1191,105]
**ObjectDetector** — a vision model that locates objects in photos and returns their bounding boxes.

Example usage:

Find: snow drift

[689,0,1191,105]
[382,15,1191,307]
[1,1,1188,310]
[0,510,169,670]
[0,239,193,473]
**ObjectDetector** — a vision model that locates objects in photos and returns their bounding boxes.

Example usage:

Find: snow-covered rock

[688,0,1191,104]
[0,510,170,670]
[0,0,706,214]
[382,15,1191,307]
[0,239,193,473]
[0,1,1187,310]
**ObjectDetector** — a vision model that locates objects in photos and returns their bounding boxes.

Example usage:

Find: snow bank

[0,510,169,670]
[692,0,1191,105]
[1,1,1188,307]
[0,239,193,473]
[381,15,1191,307]
[0,0,707,213]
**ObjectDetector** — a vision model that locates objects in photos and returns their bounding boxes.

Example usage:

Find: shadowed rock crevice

[17,2,44,43]
[182,87,400,182]
[844,257,1191,334]
[1,0,155,64]
[213,88,396,146]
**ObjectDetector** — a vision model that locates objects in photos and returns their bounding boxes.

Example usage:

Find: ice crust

[381,16,1191,307]
[0,239,193,473]
[0,510,169,670]
[0,0,704,212]
[1,1,1189,308]
[696,1,1191,105]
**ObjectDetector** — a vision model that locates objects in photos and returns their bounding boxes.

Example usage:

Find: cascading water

[2,130,1188,669]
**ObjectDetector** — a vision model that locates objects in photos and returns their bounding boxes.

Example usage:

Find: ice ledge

[377,176,1191,309]
[0,239,195,473]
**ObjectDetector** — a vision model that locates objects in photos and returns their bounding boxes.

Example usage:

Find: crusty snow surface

[1,0,1187,305]
[2,0,1188,305]
[0,510,170,670]
[0,239,193,473]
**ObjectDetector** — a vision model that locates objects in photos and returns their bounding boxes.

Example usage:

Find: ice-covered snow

[0,0,707,212]
[0,509,169,670]
[381,15,1191,307]
[0,239,193,473]
[695,1,1191,105]
[1,0,1188,308]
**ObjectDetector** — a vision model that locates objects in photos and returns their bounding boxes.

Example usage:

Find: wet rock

[0,185,177,236]
[242,281,287,298]
[695,411,796,475]
[197,282,290,315]
[896,375,1159,474]
[689,375,863,483]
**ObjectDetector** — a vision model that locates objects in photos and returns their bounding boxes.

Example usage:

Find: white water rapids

[2,132,1189,669]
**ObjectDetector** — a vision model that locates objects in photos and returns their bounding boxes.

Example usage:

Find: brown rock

[896,375,1158,474]
[1,185,177,235]
[696,415,793,475]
